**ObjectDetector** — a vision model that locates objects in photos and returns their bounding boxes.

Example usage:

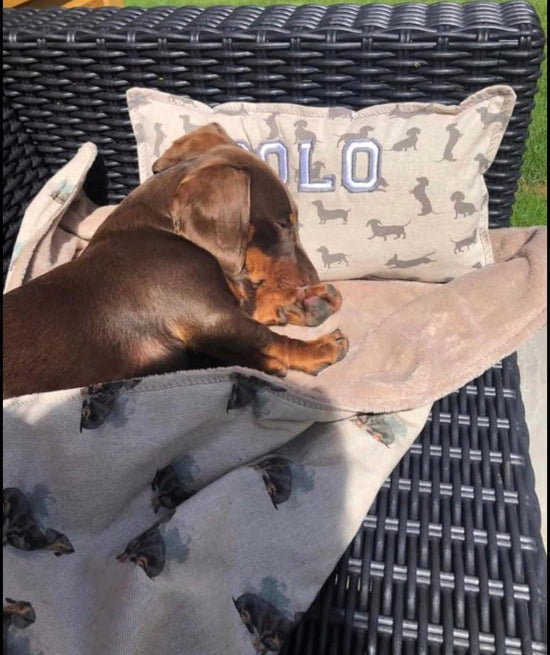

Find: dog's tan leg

[261,327,349,375]
[185,315,349,377]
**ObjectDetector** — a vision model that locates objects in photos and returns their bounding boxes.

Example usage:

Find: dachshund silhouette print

[265,114,280,140]
[386,251,436,269]
[409,177,441,216]
[327,107,352,120]
[375,176,389,192]
[153,122,167,158]
[312,200,349,224]
[366,219,410,240]
[218,104,249,116]
[335,125,374,147]
[3,487,74,556]
[388,127,421,152]
[316,246,350,269]
[474,153,491,174]
[233,593,294,654]
[180,114,203,133]
[133,121,146,146]
[451,228,478,253]
[476,106,509,128]
[450,191,477,219]
[389,104,434,119]
[252,457,293,509]
[129,92,152,110]
[294,161,326,186]
[436,123,462,162]
[3,598,36,653]
[311,161,326,178]
[294,119,320,145]
[80,379,141,431]
[117,519,169,579]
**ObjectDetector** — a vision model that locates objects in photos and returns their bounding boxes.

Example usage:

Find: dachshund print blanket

[3,144,547,655]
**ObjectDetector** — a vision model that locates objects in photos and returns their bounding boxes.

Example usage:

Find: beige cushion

[127,85,515,282]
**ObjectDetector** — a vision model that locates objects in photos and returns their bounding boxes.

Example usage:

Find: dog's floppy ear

[152,123,233,173]
[171,161,250,278]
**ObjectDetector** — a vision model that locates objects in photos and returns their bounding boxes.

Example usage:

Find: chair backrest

[2,3,545,230]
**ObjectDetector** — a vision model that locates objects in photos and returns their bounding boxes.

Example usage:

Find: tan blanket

[277,226,547,411]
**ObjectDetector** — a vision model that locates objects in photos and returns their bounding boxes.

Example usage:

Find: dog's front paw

[286,283,343,327]
[300,295,333,327]
[304,328,350,375]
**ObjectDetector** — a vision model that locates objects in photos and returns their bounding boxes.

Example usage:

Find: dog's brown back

[4,128,348,398]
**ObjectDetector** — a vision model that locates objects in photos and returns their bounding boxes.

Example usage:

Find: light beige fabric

[126,85,516,283]
[3,142,117,294]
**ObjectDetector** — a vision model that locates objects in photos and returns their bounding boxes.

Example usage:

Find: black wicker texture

[2,2,545,229]
[282,355,547,655]
[3,97,51,281]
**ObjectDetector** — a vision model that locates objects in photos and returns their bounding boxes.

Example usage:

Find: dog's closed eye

[276,217,292,229]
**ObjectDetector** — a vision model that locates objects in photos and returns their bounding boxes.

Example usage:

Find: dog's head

[152,122,232,174]
[450,191,464,201]
[154,124,319,297]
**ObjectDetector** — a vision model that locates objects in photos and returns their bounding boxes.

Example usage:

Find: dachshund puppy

[3,124,348,398]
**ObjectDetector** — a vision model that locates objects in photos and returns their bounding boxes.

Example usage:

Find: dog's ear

[152,123,233,173]
[171,161,250,278]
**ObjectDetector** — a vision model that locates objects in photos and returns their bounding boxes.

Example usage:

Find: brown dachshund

[3,123,348,398]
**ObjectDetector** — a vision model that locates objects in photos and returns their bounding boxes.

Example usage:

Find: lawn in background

[511,0,547,227]
[126,0,547,227]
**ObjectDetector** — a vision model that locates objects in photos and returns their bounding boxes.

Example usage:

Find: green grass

[126,0,547,227]
[511,0,547,227]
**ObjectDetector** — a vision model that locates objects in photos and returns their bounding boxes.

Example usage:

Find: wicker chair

[3,4,547,653]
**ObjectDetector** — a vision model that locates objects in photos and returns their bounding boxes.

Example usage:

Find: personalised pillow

[127,85,516,282]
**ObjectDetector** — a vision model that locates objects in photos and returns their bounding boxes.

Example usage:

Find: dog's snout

[297,246,320,285]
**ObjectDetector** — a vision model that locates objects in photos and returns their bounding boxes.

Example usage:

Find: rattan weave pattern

[2,3,545,229]
[2,4,547,654]
[3,97,51,279]
[282,356,547,654]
